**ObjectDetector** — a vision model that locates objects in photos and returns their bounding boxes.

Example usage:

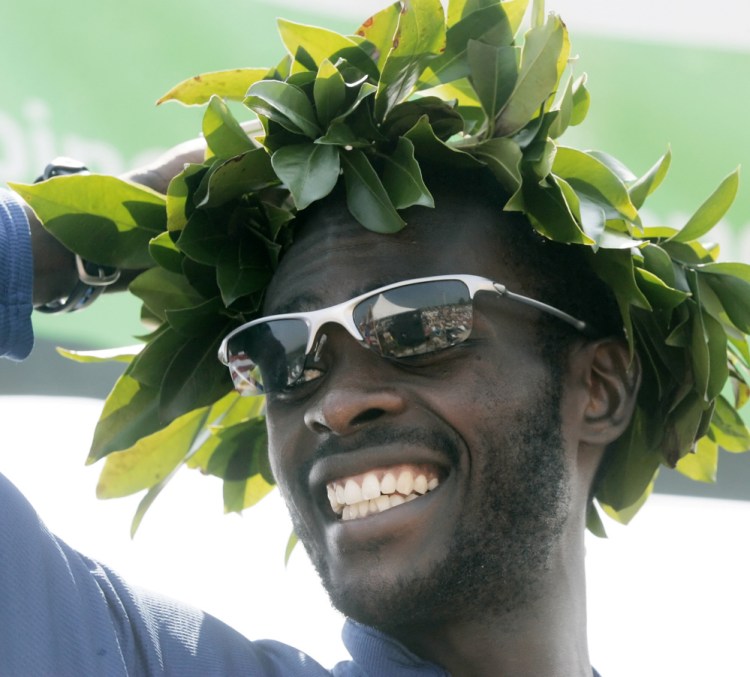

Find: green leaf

[404,114,484,168]
[519,176,591,245]
[354,2,402,68]
[547,74,574,139]
[176,211,227,266]
[271,143,340,209]
[494,14,569,136]
[569,73,590,126]
[97,404,211,499]
[56,345,140,364]
[216,238,273,306]
[148,231,183,274]
[688,271,730,400]
[629,147,671,209]
[195,149,277,209]
[576,194,606,250]
[635,268,689,309]
[696,262,750,283]
[166,297,225,337]
[473,137,522,194]
[381,137,434,209]
[601,476,657,526]
[596,408,661,515]
[640,243,675,287]
[381,97,463,140]
[671,168,740,243]
[284,531,299,565]
[711,394,750,452]
[447,0,528,35]
[202,96,256,159]
[702,272,750,333]
[466,40,517,129]
[277,19,378,80]
[187,397,266,472]
[11,176,166,269]
[129,267,205,322]
[675,436,719,483]
[419,2,520,88]
[586,500,607,538]
[314,59,347,127]
[157,68,270,106]
[375,0,447,120]
[89,374,160,461]
[246,80,321,138]
[278,18,359,61]
[166,164,206,233]
[224,472,275,514]
[158,323,233,424]
[552,147,638,222]
[340,149,406,233]
[128,326,185,387]
[214,419,275,512]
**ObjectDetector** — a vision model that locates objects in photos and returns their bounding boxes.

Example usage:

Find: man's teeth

[326,470,440,521]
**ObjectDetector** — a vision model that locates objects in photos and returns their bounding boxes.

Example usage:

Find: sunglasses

[218,274,591,396]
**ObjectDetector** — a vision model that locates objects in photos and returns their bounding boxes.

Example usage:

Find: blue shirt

[0,187,33,360]
[0,472,448,676]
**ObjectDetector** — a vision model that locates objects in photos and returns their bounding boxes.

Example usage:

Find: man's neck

[385,547,592,676]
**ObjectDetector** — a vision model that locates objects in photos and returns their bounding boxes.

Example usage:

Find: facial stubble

[287,374,570,634]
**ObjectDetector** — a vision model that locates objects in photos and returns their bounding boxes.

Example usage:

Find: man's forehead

[263,188,517,313]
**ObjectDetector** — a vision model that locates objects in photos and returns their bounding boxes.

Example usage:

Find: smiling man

[2,1,749,676]
[253,176,635,675]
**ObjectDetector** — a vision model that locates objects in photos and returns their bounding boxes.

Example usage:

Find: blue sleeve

[0,473,340,676]
[0,187,34,361]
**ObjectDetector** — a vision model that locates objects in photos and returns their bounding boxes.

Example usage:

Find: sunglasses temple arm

[493,284,589,334]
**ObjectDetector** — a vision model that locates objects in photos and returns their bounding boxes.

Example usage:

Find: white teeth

[389,494,405,507]
[328,469,442,521]
[396,470,414,495]
[381,472,397,494]
[414,474,428,495]
[339,490,434,521]
[344,479,362,505]
[375,495,391,512]
[362,473,380,500]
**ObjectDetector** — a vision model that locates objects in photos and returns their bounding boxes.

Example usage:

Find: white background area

[2,395,749,676]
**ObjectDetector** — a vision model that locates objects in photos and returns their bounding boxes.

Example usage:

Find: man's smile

[326,465,442,521]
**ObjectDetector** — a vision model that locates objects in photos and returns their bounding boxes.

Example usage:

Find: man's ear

[579,339,641,446]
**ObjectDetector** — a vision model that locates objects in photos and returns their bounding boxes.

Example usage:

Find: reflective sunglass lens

[226,319,309,394]
[353,280,473,358]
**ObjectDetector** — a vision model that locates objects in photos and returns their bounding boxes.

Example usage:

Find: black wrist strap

[34,157,121,313]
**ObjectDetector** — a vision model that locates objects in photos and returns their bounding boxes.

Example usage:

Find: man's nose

[303,329,407,436]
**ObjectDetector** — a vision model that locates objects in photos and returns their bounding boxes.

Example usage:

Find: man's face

[262,194,583,633]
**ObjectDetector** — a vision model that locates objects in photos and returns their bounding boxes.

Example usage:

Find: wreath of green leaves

[12,0,750,536]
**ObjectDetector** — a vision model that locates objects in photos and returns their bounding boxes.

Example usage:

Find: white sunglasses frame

[217,274,590,372]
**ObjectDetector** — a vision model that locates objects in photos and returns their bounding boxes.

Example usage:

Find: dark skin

[263,191,640,677]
